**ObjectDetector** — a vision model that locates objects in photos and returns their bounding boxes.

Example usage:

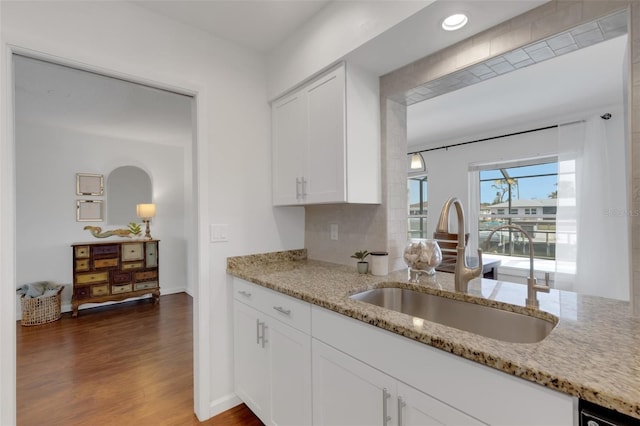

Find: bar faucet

[483,224,551,309]
[436,197,483,293]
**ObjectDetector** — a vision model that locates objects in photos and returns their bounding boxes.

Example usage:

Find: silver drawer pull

[238,290,252,298]
[273,306,291,316]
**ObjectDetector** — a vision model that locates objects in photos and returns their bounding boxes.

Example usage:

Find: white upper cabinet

[272,62,381,206]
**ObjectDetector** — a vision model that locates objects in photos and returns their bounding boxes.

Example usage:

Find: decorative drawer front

[134,281,158,291]
[91,284,109,297]
[112,271,132,284]
[75,246,90,258]
[112,284,132,294]
[122,262,144,270]
[121,243,144,261]
[93,245,119,256]
[76,271,109,285]
[145,242,158,268]
[75,259,90,272]
[74,287,90,299]
[94,258,118,269]
[135,270,158,281]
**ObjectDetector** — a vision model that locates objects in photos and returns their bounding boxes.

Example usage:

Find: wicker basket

[20,285,64,326]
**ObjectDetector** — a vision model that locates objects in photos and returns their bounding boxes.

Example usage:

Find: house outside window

[408,176,428,239]
[479,161,558,260]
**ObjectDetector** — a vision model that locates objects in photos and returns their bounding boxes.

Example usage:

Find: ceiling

[132,0,331,53]
[407,34,627,150]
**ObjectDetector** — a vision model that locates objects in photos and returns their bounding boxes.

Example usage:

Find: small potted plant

[351,250,370,274]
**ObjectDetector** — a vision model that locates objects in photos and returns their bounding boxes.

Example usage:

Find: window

[478,160,557,260]
[408,176,427,239]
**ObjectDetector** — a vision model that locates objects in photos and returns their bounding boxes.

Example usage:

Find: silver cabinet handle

[301,177,307,199]
[296,177,301,200]
[256,319,267,348]
[238,290,251,298]
[273,306,291,316]
[398,396,406,426]
[382,388,391,426]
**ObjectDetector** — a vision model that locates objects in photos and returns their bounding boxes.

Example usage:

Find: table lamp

[136,203,156,240]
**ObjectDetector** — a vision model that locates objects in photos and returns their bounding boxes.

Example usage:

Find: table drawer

[75,246,90,258]
[93,245,119,256]
[121,243,144,261]
[122,261,144,270]
[134,281,158,291]
[74,286,90,299]
[112,284,132,294]
[146,242,158,267]
[76,271,109,285]
[94,258,118,268]
[75,259,90,272]
[135,270,158,281]
[91,284,109,297]
[112,271,131,284]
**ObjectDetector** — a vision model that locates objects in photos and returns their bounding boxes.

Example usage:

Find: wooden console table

[71,240,160,317]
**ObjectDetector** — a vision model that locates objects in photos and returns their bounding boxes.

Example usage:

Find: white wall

[266,1,430,99]
[1,1,305,424]
[15,122,188,317]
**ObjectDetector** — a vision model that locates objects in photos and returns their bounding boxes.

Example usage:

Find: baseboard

[17,288,189,321]
[208,393,242,419]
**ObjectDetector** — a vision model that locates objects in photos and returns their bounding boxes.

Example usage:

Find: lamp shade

[136,203,156,219]
[410,153,425,170]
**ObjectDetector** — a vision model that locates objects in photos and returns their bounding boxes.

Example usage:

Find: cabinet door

[268,317,312,426]
[397,382,485,426]
[272,91,306,206]
[234,301,270,422]
[305,65,346,204]
[312,339,396,426]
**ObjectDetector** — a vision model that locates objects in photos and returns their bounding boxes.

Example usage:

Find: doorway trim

[1,42,211,423]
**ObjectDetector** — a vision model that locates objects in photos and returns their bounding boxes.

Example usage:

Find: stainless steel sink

[349,287,556,343]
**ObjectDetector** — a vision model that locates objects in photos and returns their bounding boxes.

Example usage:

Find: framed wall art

[76,173,104,196]
[76,200,103,222]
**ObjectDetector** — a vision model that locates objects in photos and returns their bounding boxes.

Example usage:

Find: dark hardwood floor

[16,293,264,426]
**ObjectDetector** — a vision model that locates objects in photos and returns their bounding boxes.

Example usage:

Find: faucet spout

[482,224,551,309]
[437,197,483,293]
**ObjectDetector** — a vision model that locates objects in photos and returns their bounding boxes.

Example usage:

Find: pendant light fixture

[409,152,425,171]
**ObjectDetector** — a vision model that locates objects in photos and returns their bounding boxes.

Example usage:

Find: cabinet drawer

[91,284,109,297]
[111,284,132,294]
[74,286,90,299]
[94,258,118,268]
[135,270,157,281]
[121,243,144,261]
[93,245,119,256]
[76,271,109,285]
[75,259,90,272]
[75,246,90,258]
[134,281,158,291]
[112,271,131,284]
[122,261,144,270]
[234,278,311,334]
[145,242,158,267]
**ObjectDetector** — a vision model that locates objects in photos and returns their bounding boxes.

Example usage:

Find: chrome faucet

[436,197,483,293]
[483,224,551,309]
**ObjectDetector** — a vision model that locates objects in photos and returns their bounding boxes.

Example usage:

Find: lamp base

[143,219,152,240]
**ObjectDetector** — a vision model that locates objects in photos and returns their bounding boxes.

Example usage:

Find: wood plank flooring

[16,293,264,426]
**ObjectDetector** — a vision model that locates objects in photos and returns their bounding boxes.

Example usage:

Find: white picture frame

[76,200,103,222]
[76,173,104,196]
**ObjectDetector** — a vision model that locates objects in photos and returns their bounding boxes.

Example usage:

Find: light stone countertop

[227,249,640,420]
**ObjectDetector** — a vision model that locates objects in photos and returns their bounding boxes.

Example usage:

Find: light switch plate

[210,224,229,243]
[330,224,338,241]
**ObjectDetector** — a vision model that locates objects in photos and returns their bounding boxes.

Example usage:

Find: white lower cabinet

[312,339,483,426]
[233,279,312,426]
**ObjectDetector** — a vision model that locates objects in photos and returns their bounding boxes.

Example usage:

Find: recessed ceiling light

[442,13,468,31]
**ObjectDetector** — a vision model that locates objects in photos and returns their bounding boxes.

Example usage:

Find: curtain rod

[408,119,585,155]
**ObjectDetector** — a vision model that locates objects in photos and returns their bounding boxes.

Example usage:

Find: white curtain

[556,117,629,300]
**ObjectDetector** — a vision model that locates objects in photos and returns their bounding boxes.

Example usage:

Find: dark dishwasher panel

[579,399,640,426]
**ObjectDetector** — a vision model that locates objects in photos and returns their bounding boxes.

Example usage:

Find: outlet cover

[210,224,229,243]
